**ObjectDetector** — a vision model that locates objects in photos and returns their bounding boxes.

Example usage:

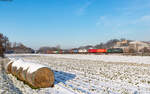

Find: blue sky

[0,0,150,49]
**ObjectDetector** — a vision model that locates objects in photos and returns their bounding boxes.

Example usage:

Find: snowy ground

[0,59,22,94]
[1,54,150,94]
[7,54,150,64]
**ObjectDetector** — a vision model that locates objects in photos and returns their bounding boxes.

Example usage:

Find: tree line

[0,33,34,57]
[77,38,129,49]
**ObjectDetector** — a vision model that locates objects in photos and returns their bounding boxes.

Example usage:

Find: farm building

[114,40,150,53]
[114,40,129,53]
[129,41,150,52]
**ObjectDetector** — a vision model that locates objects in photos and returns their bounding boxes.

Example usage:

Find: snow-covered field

[7,54,150,64]
[1,54,150,94]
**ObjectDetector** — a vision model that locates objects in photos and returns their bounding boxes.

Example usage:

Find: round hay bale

[26,67,54,88]
[3,59,13,74]
[33,67,54,88]
[20,68,29,82]
[16,67,24,81]
[6,62,13,74]
[26,72,35,87]
[5,58,55,88]
[11,66,18,76]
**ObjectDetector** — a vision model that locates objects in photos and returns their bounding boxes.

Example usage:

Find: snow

[2,54,150,94]
[44,54,150,64]
[10,58,48,73]
[0,59,23,94]
[7,54,150,64]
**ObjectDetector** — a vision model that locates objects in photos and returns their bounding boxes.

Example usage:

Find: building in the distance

[116,40,129,47]
[129,41,150,52]
[114,40,150,53]
[114,40,129,53]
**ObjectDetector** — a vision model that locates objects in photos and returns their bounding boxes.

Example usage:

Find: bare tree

[140,47,150,53]
[0,34,4,57]
[129,48,136,53]
[0,33,10,57]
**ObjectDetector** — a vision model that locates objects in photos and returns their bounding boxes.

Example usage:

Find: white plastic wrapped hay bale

[5,58,54,88]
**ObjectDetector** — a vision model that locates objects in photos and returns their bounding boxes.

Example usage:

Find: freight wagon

[88,49,107,53]
[97,49,107,53]
[47,50,53,54]
[88,49,97,53]
[58,50,63,54]
[52,50,63,54]
[78,49,88,54]
[107,48,123,53]
[62,50,70,54]
[72,49,78,53]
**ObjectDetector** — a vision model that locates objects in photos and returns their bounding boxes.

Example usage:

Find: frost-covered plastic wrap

[4,58,54,88]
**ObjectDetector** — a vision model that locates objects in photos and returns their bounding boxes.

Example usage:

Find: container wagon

[88,49,97,53]
[107,48,123,53]
[72,49,78,54]
[78,49,88,54]
[97,49,107,53]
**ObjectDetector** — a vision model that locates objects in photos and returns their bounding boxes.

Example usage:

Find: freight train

[47,48,123,54]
